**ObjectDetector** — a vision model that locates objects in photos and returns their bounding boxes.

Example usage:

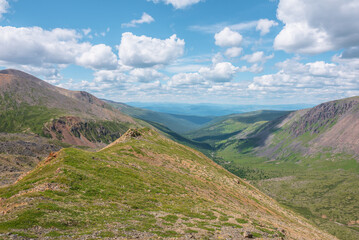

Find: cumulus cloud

[0,26,118,71]
[0,0,9,19]
[241,51,274,63]
[225,47,243,58]
[168,72,207,88]
[76,44,118,70]
[248,58,359,102]
[93,70,131,84]
[199,62,239,82]
[256,19,278,35]
[122,12,154,28]
[274,0,359,54]
[214,27,243,47]
[118,32,185,68]
[149,0,203,9]
[130,68,167,82]
[239,63,263,73]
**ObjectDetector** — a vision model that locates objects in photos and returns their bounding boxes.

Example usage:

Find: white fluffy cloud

[0,26,118,71]
[239,64,263,74]
[241,51,274,63]
[248,58,359,102]
[214,27,242,47]
[274,0,359,54]
[199,62,239,82]
[225,47,243,58]
[0,26,87,65]
[76,44,118,70]
[93,70,131,84]
[168,72,207,88]
[256,19,278,35]
[122,13,154,28]
[0,0,9,19]
[149,0,202,9]
[118,32,185,68]
[130,68,167,82]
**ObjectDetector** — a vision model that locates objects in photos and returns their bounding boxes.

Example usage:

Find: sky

[0,0,359,105]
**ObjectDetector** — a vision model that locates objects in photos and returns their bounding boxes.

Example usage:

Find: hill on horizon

[105,100,216,134]
[126,101,313,117]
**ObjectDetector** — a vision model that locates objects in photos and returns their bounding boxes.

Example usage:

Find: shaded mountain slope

[0,69,139,147]
[186,110,291,147]
[0,128,334,239]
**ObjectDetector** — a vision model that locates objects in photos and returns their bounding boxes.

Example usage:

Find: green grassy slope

[105,100,216,134]
[0,129,333,239]
[0,93,64,136]
[214,142,359,239]
[187,100,359,240]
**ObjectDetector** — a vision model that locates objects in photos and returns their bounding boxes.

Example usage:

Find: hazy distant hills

[105,100,216,134]
[0,128,334,239]
[127,101,313,116]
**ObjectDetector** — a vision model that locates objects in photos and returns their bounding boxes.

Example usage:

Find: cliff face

[289,98,358,137]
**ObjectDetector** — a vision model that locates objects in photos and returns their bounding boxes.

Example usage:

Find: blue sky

[0,0,359,105]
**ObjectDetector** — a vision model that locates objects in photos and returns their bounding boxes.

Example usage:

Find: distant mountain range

[127,101,314,116]
[104,100,216,134]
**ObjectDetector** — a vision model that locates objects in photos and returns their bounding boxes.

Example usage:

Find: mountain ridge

[0,128,335,239]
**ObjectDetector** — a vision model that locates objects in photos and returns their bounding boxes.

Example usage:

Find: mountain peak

[0,68,42,81]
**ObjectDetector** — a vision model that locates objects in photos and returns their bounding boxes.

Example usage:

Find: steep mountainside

[106,100,216,134]
[188,97,359,239]
[0,128,334,239]
[0,69,139,147]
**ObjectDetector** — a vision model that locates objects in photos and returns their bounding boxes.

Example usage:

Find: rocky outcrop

[44,116,127,147]
[289,98,358,137]
[0,133,62,186]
